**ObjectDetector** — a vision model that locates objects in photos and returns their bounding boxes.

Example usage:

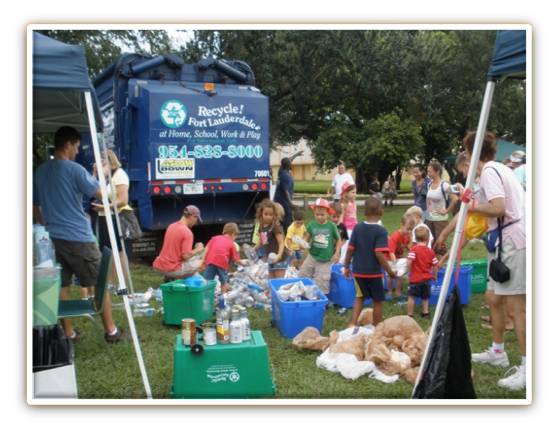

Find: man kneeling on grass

[343,196,396,326]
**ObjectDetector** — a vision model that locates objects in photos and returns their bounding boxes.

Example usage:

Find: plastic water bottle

[230,308,243,344]
[239,306,251,341]
[133,306,156,317]
[35,230,55,268]
[153,288,163,303]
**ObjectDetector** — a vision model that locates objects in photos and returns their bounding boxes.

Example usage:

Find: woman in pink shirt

[463,131,527,391]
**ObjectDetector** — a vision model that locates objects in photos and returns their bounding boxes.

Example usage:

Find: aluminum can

[202,322,217,346]
[181,318,196,346]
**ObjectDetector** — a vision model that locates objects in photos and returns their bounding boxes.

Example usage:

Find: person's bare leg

[509,294,526,356]
[221,282,230,294]
[505,298,515,331]
[100,292,117,333]
[490,294,506,345]
[395,278,402,298]
[386,276,393,297]
[421,299,429,315]
[407,296,415,316]
[348,297,364,327]
[60,285,74,336]
[372,301,383,325]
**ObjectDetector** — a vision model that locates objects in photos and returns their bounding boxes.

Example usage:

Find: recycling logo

[160,100,187,128]
[229,372,240,382]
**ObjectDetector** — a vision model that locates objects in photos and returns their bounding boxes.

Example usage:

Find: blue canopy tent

[33,32,103,133]
[413,30,527,398]
[32,31,152,398]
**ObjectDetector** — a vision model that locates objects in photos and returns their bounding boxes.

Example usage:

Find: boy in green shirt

[298,198,342,294]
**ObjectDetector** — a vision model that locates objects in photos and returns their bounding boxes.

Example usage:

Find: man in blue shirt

[33,126,123,343]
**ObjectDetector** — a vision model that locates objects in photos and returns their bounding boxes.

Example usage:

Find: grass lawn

[68,205,526,400]
[294,179,412,195]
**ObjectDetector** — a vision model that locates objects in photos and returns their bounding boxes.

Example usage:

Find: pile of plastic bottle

[276,281,320,302]
[220,261,273,311]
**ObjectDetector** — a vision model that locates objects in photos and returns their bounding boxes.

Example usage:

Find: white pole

[412,80,496,397]
[85,91,153,399]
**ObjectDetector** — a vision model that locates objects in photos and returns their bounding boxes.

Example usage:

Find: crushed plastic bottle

[133,306,156,317]
[153,288,163,303]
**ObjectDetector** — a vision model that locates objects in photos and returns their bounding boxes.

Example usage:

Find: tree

[311,112,425,191]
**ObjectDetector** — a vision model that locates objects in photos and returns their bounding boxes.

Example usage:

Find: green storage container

[33,267,61,326]
[172,330,276,398]
[461,259,488,294]
[161,280,216,325]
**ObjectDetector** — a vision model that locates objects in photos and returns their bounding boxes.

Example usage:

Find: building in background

[270,139,355,182]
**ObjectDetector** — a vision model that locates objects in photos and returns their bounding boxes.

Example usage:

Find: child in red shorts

[407,226,439,318]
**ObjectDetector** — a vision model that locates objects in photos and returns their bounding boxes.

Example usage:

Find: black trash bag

[412,286,476,399]
[33,325,73,373]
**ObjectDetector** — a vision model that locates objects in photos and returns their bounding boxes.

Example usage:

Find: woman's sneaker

[471,347,510,367]
[498,365,526,390]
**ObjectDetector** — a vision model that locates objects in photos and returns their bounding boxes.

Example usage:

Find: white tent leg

[85,91,152,399]
[412,80,496,397]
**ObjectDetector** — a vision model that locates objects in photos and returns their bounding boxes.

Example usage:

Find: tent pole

[412,80,496,397]
[85,91,152,399]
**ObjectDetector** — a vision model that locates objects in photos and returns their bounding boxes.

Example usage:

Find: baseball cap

[509,150,526,164]
[341,181,356,195]
[184,205,203,222]
[309,198,336,215]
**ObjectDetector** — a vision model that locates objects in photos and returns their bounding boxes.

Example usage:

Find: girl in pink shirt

[340,182,358,233]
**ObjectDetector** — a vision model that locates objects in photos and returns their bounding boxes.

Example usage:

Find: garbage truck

[78,54,271,258]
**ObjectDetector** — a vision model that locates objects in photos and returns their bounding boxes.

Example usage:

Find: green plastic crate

[461,259,488,294]
[161,279,216,325]
[171,330,276,398]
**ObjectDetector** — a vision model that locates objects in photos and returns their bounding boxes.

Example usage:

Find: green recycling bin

[461,259,488,294]
[171,330,276,398]
[161,279,216,325]
[33,267,61,327]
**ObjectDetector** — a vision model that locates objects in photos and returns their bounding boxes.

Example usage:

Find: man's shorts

[354,277,385,302]
[51,238,101,287]
[203,264,229,285]
[408,281,432,300]
[487,238,526,296]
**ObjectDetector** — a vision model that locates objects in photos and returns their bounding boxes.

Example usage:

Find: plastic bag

[292,327,330,351]
[364,341,391,365]
[372,315,423,341]
[413,288,476,399]
[337,356,375,380]
[357,308,374,326]
[465,212,488,240]
[391,258,408,277]
[403,367,420,385]
[402,332,427,366]
[388,350,412,373]
[329,333,367,360]
[316,349,341,373]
